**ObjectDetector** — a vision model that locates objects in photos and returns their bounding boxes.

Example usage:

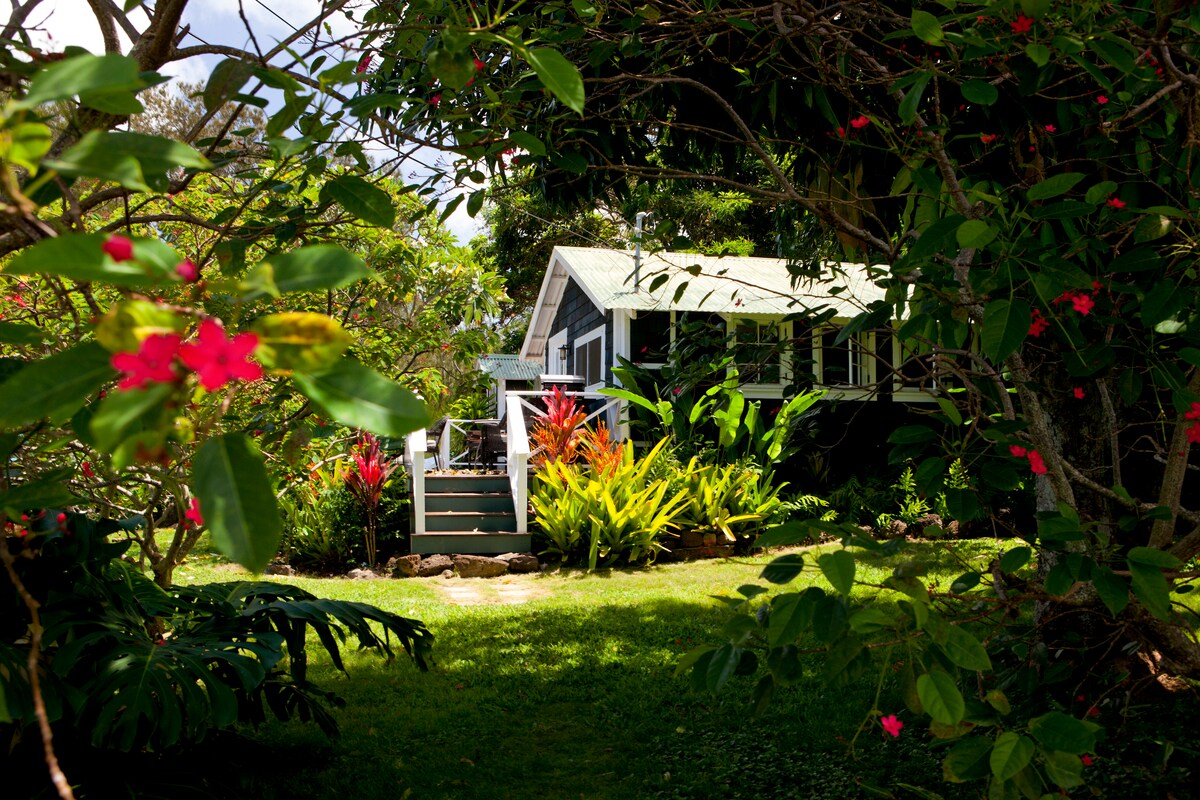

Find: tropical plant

[529,385,587,468]
[344,433,400,567]
[578,422,623,479]
[675,460,766,546]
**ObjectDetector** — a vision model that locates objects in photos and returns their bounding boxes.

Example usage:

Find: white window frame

[726,315,792,396]
[547,329,568,373]
[573,324,606,390]
[815,326,874,395]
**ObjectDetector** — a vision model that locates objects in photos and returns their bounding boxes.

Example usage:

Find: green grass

[161,537,1009,800]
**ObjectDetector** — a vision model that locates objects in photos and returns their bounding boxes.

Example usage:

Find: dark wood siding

[550,277,613,384]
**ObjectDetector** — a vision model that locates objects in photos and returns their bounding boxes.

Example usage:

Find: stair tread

[426,510,515,517]
[411,531,523,537]
[424,491,512,497]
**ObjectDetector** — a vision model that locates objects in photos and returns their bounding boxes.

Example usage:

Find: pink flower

[1106,196,1127,209]
[1010,14,1033,34]
[1044,124,1056,133]
[184,497,204,527]
[1073,387,1085,399]
[1028,309,1049,337]
[980,133,998,144]
[474,58,486,71]
[1009,444,1028,458]
[430,93,441,107]
[1028,450,1047,474]
[850,115,871,129]
[355,54,373,74]
[102,234,135,262]
[111,333,182,390]
[1071,294,1095,315]
[880,714,904,737]
[1096,95,1109,105]
[81,461,94,478]
[175,259,199,282]
[178,319,263,391]
[672,386,682,396]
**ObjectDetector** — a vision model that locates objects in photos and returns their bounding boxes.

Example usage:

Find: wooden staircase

[410,473,531,555]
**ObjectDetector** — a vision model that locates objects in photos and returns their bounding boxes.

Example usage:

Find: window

[732,319,786,385]
[629,310,672,365]
[818,327,871,387]
[573,326,605,388]
[547,329,567,373]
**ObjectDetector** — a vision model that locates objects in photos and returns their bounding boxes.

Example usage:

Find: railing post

[438,422,451,471]
[405,429,427,536]
[505,394,530,535]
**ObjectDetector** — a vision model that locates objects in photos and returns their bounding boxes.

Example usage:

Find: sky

[28,0,487,244]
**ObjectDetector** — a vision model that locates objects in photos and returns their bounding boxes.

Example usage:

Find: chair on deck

[478,421,506,470]
[426,416,448,471]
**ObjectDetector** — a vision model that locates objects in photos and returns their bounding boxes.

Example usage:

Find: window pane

[821,329,853,385]
[575,343,587,377]
[735,321,780,384]
[630,311,671,362]
[587,338,602,385]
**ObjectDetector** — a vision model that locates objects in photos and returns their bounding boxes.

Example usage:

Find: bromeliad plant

[529,384,588,468]
[344,433,399,566]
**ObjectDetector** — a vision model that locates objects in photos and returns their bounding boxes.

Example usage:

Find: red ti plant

[530,385,587,469]
[344,432,397,566]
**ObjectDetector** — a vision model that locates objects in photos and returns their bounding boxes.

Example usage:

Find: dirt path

[435,577,547,606]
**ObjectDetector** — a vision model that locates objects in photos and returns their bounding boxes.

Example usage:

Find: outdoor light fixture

[558,343,570,363]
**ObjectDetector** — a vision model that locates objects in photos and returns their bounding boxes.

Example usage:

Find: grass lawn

[161,537,1006,800]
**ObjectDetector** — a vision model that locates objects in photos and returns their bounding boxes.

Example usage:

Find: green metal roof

[477,354,544,381]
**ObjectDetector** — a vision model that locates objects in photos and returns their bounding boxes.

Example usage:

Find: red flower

[176,259,200,282]
[1185,402,1200,421]
[836,126,846,138]
[1073,387,1086,399]
[81,461,95,478]
[1044,124,1057,133]
[850,115,871,129]
[1072,294,1095,315]
[1187,423,1200,445]
[880,714,904,737]
[1106,196,1127,209]
[1009,444,1028,458]
[1096,95,1109,104]
[1088,705,1100,717]
[1028,450,1047,474]
[980,133,998,144]
[111,333,183,390]
[430,94,441,107]
[179,319,263,391]
[355,54,373,74]
[1010,14,1033,34]
[474,58,486,71]
[1028,309,1049,337]
[1082,755,1094,767]
[102,234,135,262]
[185,497,204,527]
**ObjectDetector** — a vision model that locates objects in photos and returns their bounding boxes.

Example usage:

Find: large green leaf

[989,732,1034,781]
[1127,546,1182,569]
[1026,173,1085,201]
[0,342,115,427]
[525,47,585,114]
[0,470,80,512]
[941,625,992,671]
[768,589,820,647]
[5,233,175,288]
[956,219,998,249]
[253,312,352,372]
[981,299,1031,361]
[911,10,944,45]
[15,53,146,111]
[247,245,371,299]
[943,737,993,782]
[760,553,805,584]
[898,72,931,125]
[960,80,998,106]
[88,383,172,451]
[917,671,965,724]
[192,434,282,574]
[1029,711,1101,754]
[203,58,256,111]
[817,550,855,596]
[320,174,397,228]
[293,360,428,438]
[1092,567,1130,616]
[1129,561,1172,620]
[46,130,211,192]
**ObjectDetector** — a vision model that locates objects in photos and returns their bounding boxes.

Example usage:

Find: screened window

[573,326,605,388]
[733,320,784,385]
[819,328,869,387]
[630,310,672,364]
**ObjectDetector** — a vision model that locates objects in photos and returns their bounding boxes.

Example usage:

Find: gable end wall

[550,277,612,383]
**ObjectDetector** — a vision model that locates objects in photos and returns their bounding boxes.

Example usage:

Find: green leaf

[943,737,993,782]
[761,553,805,584]
[15,53,145,110]
[0,342,115,427]
[704,643,742,692]
[1042,750,1085,789]
[949,572,980,593]
[888,425,937,444]
[203,58,255,112]
[508,130,546,156]
[989,732,1034,781]
[248,245,371,299]
[4,122,52,171]
[47,130,211,193]
[428,47,477,90]
[88,383,172,451]
[754,520,813,548]
[0,471,80,512]
[1025,42,1051,66]
[1026,173,1085,201]
[1127,546,1182,569]
[960,80,998,105]
[941,625,992,671]
[1092,567,1130,616]
[898,72,932,125]
[320,174,396,228]
[956,219,998,249]
[293,359,428,438]
[525,47,585,114]
[192,434,282,574]
[467,189,485,218]
[253,312,352,372]
[999,546,1032,573]
[917,671,965,724]
[1029,711,1101,754]
[912,10,945,45]
[1129,561,1172,620]
[768,590,819,646]
[817,550,856,596]
[5,233,175,288]
[0,322,46,345]
[1084,180,1120,205]
[981,299,1031,361]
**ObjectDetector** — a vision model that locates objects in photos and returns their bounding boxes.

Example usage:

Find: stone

[453,554,509,578]
[264,563,295,576]
[417,554,453,577]
[387,554,421,578]
[347,568,380,579]
[497,552,539,573]
[441,569,454,579]
[678,531,705,549]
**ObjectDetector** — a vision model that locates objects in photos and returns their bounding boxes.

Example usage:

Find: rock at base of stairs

[453,554,509,578]
[497,552,540,573]
[417,554,454,576]
[387,554,422,578]
[347,567,382,579]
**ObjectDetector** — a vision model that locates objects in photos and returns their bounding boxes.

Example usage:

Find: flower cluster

[111,319,262,392]
[1052,286,1099,316]
[103,235,200,283]
[1185,402,1200,445]
[1010,444,1047,474]
[1028,308,1049,337]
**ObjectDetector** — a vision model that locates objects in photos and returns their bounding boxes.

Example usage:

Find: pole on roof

[633,211,650,291]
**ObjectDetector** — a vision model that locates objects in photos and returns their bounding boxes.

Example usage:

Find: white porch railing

[505,395,530,535]
[403,426,427,535]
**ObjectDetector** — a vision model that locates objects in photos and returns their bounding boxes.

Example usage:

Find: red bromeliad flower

[1010,14,1033,33]
[880,714,904,737]
[179,319,263,391]
[112,333,183,390]
[185,497,204,527]
[102,234,135,262]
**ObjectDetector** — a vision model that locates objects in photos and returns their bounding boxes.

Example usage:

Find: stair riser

[424,475,510,493]
[425,513,516,533]
[426,495,515,513]
[410,533,531,555]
